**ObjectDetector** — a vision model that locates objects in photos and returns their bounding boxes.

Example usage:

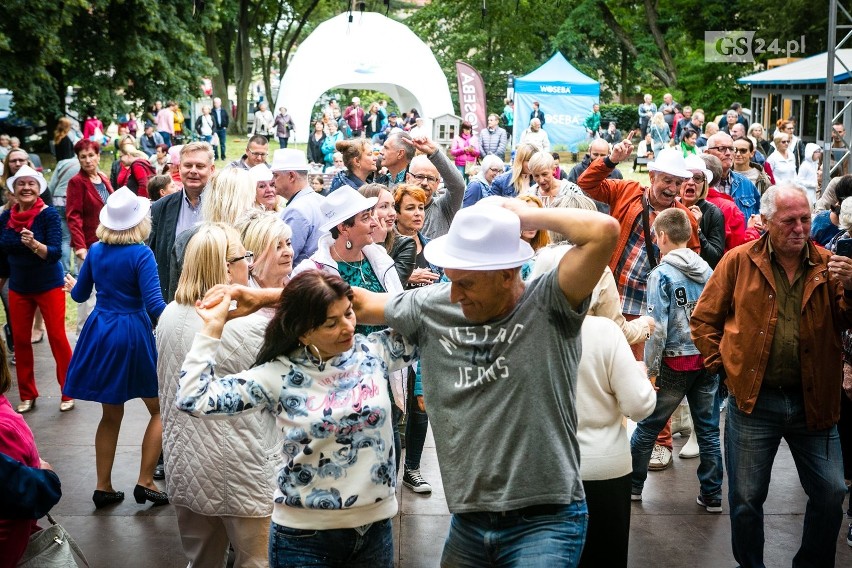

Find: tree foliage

[0,0,214,126]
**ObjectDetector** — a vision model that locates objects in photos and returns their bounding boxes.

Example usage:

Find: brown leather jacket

[691,234,852,430]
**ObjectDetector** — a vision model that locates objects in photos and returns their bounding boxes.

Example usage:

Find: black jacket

[211,106,230,130]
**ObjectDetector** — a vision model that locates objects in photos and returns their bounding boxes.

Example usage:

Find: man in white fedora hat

[270,148,324,264]
[578,142,700,471]
[201,199,619,566]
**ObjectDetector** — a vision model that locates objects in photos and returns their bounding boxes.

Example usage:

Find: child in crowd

[147,175,178,202]
[629,208,724,513]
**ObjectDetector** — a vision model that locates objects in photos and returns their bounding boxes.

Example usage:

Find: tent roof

[738,50,852,85]
[515,52,598,86]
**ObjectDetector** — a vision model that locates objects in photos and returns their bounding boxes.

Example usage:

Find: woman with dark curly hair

[176,271,417,567]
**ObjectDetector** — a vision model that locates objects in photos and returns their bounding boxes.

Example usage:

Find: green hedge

[600,104,639,136]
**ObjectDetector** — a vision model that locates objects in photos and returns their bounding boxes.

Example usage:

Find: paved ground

[9,333,852,567]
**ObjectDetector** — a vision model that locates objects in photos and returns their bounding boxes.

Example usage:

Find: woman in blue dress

[63,187,168,509]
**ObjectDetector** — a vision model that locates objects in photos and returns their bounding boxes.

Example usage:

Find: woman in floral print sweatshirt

[176,271,417,567]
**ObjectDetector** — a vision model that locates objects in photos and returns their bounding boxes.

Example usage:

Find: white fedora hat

[7,165,47,195]
[318,186,378,232]
[424,204,534,270]
[683,154,714,185]
[270,148,309,172]
[99,186,151,231]
[249,163,273,183]
[648,147,692,179]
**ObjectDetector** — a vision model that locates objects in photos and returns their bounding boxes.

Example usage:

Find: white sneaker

[648,444,672,471]
[679,430,700,459]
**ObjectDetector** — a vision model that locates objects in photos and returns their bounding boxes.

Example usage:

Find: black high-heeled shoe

[133,484,169,506]
[92,490,125,509]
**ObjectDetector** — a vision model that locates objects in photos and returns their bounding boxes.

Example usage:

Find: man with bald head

[567,138,623,184]
[404,136,466,238]
[705,132,761,218]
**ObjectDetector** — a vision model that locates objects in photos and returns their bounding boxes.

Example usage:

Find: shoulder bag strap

[46,513,91,567]
[641,194,658,269]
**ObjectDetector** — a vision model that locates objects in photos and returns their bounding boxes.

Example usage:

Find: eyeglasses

[707,146,733,153]
[409,173,440,184]
[227,251,254,263]
[691,174,706,182]
[733,148,750,155]
[248,151,268,158]
[488,167,503,173]
[779,140,790,144]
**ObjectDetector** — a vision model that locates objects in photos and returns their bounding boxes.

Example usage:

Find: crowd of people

[0,88,851,568]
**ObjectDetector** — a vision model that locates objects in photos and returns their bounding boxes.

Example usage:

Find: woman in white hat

[680,154,726,269]
[250,163,283,212]
[291,186,403,336]
[0,165,74,414]
[63,187,168,509]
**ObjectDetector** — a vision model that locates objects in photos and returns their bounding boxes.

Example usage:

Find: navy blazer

[212,106,230,130]
[148,190,183,301]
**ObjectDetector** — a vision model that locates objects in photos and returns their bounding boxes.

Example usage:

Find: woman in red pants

[0,165,73,413]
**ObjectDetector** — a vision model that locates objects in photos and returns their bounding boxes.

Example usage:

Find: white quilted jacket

[157,303,281,516]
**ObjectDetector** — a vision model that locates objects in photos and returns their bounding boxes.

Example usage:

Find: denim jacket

[729,171,761,219]
[644,248,712,377]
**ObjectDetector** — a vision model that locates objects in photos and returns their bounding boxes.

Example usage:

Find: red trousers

[9,288,72,401]
[624,312,672,449]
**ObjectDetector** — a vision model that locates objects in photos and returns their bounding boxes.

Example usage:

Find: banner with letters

[455,61,487,134]
[511,53,600,153]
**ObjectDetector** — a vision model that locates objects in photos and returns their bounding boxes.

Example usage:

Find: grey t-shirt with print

[385,268,587,513]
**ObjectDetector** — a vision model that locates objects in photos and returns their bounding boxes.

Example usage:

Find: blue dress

[63,243,166,404]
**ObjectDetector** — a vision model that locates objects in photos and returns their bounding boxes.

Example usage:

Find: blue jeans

[54,205,73,276]
[214,127,227,159]
[440,502,588,568]
[268,518,392,568]
[200,134,212,145]
[278,136,289,149]
[726,389,846,568]
[631,365,723,499]
[158,131,172,147]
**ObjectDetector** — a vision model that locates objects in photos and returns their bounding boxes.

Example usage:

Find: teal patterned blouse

[337,259,386,336]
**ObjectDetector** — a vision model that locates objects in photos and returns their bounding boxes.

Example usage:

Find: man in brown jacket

[691,182,852,567]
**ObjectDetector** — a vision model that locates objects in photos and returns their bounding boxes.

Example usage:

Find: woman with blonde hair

[116,143,155,197]
[526,152,583,206]
[250,164,284,212]
[236,210,294,290]
[167,167,256,299]
[766,130,797,184]
[490,142,538,197]
[63,187,167,508]
[158,223,277,567]
[328,138,377,192]
[517,194,550,280]
[53,117,76,161]
[649,112,670,154]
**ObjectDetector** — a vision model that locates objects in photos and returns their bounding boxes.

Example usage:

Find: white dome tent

[274,11,454,144]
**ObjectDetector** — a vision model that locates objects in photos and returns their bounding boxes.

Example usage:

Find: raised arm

[489,197,619,310]
[351,287,391,325]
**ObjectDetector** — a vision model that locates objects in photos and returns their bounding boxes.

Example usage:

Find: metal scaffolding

[823,0,852,189]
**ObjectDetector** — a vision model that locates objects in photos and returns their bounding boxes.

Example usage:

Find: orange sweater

[577,157,700,273]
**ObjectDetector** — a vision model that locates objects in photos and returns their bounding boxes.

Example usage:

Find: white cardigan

[157,303,280,517]
[576,316,656,480]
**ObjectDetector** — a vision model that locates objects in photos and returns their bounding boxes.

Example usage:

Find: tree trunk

[233,0,253,135]
[205,31,229,107]
[643,0,677,87]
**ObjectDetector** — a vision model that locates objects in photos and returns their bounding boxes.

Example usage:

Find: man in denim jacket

[705,132,761,220]
[630,208,723,513]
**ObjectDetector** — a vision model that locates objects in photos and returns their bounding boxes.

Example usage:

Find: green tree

[405,0,560,115]
[0,0,215,129]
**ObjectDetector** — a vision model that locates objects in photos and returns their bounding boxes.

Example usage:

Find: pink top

[0,395,41,567]
[156,108,175,134]
[450,133,480,167]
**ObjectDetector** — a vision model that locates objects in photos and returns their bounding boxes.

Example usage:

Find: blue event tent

[513,53,600,152]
